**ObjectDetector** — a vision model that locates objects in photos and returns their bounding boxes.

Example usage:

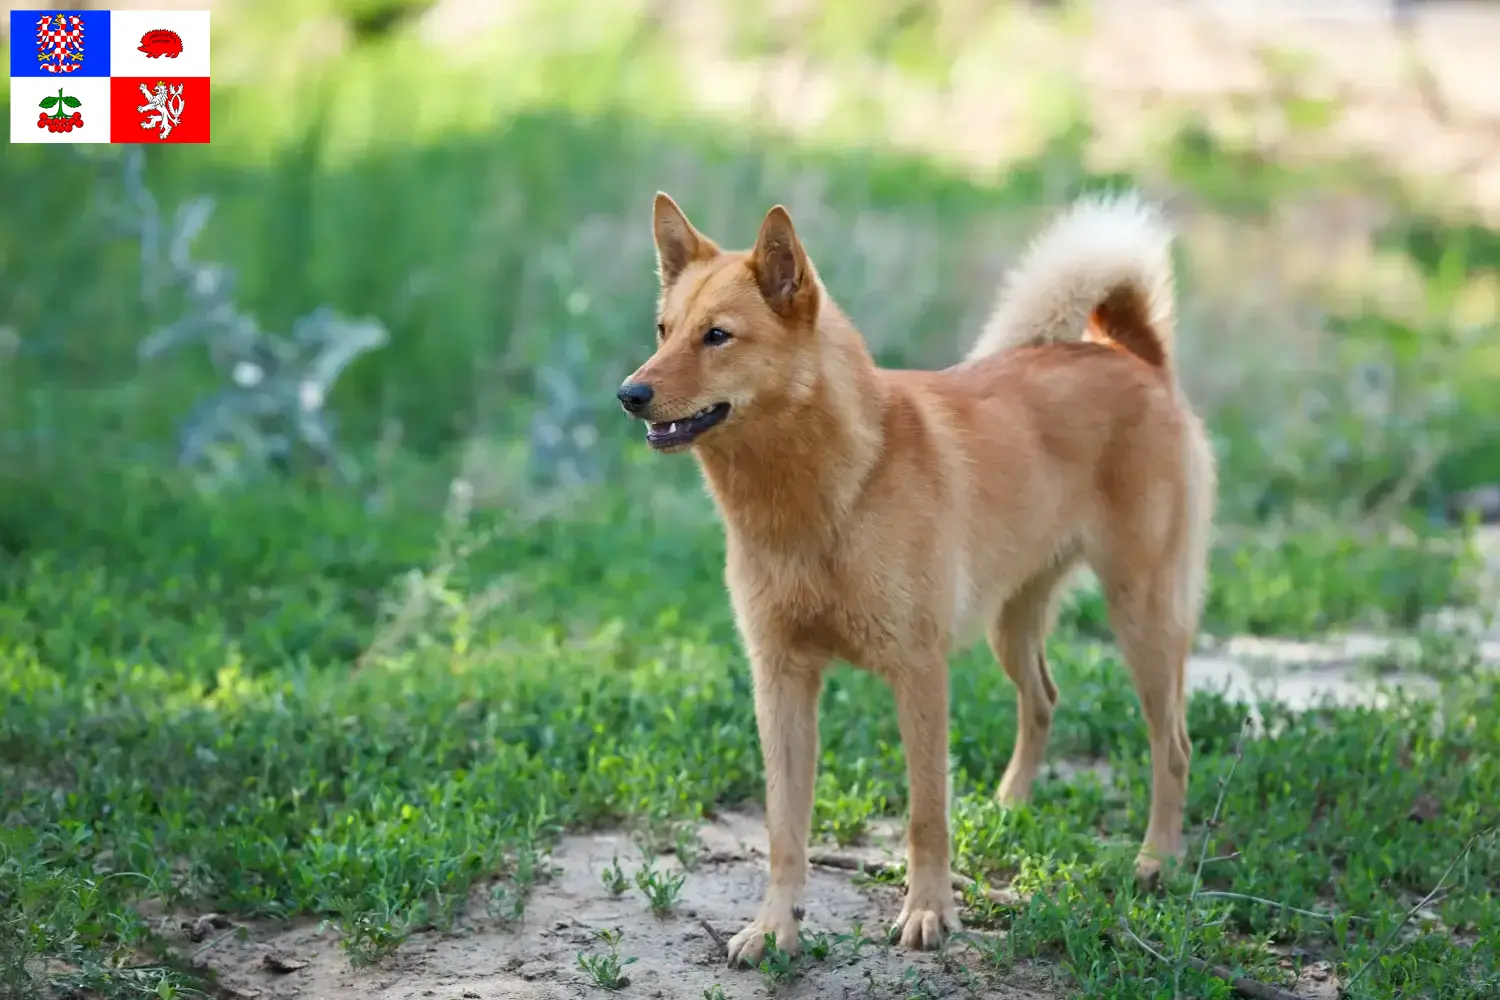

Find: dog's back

[862,193,1215,651]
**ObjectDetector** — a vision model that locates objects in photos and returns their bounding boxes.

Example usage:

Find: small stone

[261,953,308,974]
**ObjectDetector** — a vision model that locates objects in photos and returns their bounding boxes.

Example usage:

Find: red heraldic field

[109,76,210,142]
[107,9,211,144]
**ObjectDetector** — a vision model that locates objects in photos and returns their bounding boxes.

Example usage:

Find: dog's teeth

[669,422,678,434]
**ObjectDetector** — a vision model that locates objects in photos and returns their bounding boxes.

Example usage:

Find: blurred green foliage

[0,0,1490,650]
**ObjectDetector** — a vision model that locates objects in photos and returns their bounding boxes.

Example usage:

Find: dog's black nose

[617,382,654,413]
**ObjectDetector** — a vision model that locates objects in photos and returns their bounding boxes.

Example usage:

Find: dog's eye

[702,327,732,347]
[655,322,666,342]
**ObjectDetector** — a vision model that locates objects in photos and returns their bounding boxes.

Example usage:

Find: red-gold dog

[618,191,1217,966]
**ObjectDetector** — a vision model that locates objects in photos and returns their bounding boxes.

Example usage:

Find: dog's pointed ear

[653,192,718,286]
[751,205,817,319]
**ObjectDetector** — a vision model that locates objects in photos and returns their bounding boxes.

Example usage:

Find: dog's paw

[1133,848,1183,889]
[994,768,1037,808]
[1134,852,1163,888]
[891,889,961,951]
[726,908,801,968]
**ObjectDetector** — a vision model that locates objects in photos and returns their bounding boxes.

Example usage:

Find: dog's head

[617,193,821,453]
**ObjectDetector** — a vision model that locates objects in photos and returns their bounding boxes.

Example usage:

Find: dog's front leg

[891,660,962,949]
[726,648,825,968]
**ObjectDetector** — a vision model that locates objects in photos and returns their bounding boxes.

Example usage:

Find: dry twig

[1195,890,1369,924]
[807,853,1020,905]
[697,918,727,956]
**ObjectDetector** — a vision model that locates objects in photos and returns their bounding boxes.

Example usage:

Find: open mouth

[645,403,731,450]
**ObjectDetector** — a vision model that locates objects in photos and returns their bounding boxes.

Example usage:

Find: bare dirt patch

[177,811,1064,1000]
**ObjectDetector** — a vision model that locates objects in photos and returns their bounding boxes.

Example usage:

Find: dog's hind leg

[989,557,1077,807]
[1095,556,1197,885]
[1094,424,1214,884]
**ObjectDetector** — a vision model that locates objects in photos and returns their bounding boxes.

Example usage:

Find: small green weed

[839,922,874,961]
[600,854,630,897]
[485,882,526,927]
[801,928,835,961]
[333,894,411,966]
[633,852,687,918]
[896,963,942,1000]
[756,937,798,993]
[577,928,637,991]
[672,822,704,870]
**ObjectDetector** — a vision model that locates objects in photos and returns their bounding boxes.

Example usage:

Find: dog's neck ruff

[695,323,885,552]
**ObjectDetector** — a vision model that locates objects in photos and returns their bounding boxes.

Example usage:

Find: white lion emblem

[137,81,185,139]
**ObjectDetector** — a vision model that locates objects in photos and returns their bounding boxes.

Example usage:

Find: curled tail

[966,190,1177,378]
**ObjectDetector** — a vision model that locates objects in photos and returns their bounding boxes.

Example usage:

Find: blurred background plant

[98,147,391,490]
[1,0,1495,624]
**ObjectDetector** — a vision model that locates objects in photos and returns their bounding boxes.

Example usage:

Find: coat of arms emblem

[138,28,184,59]
[35,13,85,75]
[138,81,187,140]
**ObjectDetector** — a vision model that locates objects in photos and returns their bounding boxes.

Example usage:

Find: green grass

[1,463,1497,998]
[2,2,1499,997]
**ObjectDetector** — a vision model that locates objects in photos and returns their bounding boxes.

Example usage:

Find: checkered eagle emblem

[35,13,85,75]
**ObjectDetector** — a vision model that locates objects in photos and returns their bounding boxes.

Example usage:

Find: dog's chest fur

[722,531,943,671]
